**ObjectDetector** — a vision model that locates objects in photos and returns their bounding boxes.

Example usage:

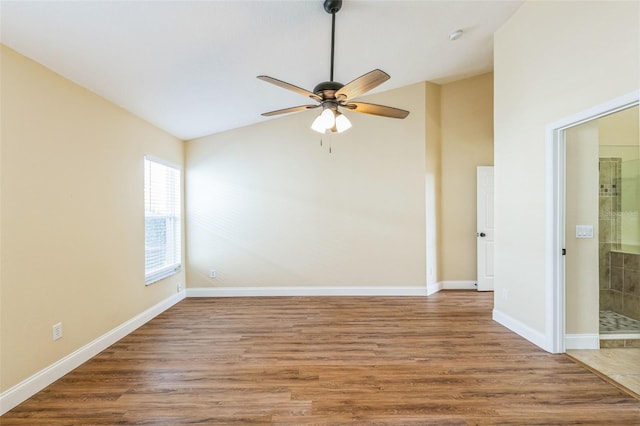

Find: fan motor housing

[313,81,344,98]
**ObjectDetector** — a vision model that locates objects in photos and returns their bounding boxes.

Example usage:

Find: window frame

[144,155,182,285]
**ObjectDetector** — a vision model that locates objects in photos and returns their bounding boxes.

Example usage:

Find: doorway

[564,105,640,347]
[549,92,640,397]
[546,90,639,354]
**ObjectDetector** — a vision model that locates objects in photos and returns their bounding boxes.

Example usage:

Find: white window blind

[144,157,181,285]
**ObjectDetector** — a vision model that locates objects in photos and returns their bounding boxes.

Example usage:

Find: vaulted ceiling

[1,1,523,139]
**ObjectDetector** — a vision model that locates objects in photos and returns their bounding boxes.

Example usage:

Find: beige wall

[0,45,185,392]
[425,82,442,286]
[494,1,639,336]
[565,122,599,335]
[185,83,427,289]
[440,73,494,281]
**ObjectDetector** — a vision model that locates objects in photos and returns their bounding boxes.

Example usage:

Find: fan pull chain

[319,134,333,154]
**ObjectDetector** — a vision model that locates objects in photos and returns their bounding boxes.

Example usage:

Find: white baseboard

[493,308,547,351]
[442,281,477,290]
[0,291,186,415]
[187,286,428,297]
[427,281,479,295]
[565,334,600,350]
[426,282,442,295]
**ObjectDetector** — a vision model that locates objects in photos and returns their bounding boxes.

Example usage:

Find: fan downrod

[323,0,342,14]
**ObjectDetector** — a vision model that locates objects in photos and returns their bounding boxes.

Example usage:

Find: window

[144,156,181,285]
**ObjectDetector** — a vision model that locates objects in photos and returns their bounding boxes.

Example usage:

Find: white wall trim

[424,281,477,296]
[493,308,547,350]
[441,281,477,290]
[187,286,428,297]
[426,282,442,295]
[545,120,567,353]
[0,291,186,415]
[545,90,639,354]
[565,334,600,350]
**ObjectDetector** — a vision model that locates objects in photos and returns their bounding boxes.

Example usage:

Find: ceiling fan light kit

[258,0,409,135]
[334,111,352,132]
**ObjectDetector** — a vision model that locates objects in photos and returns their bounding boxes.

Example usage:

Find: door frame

[545,90,639,353]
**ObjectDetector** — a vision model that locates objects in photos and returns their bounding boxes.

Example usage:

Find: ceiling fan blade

[343,102,410,119]
[257,76,322,102]
[335,69,390,101]
[261,104,319,117]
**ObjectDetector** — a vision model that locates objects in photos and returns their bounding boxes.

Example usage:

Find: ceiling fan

[257,0,409,134]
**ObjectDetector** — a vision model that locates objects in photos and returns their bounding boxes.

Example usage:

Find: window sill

[145,264,182,286]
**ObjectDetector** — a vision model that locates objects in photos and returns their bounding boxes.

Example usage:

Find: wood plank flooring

[2,291,639,424]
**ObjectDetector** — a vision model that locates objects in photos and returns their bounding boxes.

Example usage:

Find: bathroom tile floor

[600,310,640,334]
[567,348,640,398]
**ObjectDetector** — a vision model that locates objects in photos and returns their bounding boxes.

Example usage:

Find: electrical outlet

[501,288,509,301]
[177,282,183,293]
[52,322,62,341]
[210,269,216,278]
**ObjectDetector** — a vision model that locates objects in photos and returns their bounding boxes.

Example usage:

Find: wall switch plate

[210,269,216,278]
[576,225,594,239]
[52,322,62,341]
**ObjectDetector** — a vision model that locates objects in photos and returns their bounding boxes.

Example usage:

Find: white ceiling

[1,0,523,140]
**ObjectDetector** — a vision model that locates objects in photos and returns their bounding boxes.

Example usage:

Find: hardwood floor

[2,291,639,424]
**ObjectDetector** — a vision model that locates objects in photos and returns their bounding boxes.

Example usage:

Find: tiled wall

[603,251,640,321]
[599,157,639,322]
[599,158,622,313]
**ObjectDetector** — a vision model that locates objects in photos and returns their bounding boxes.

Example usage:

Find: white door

[477,166,494,291]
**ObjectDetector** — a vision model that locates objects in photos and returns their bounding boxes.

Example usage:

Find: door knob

[477,232,486,237]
